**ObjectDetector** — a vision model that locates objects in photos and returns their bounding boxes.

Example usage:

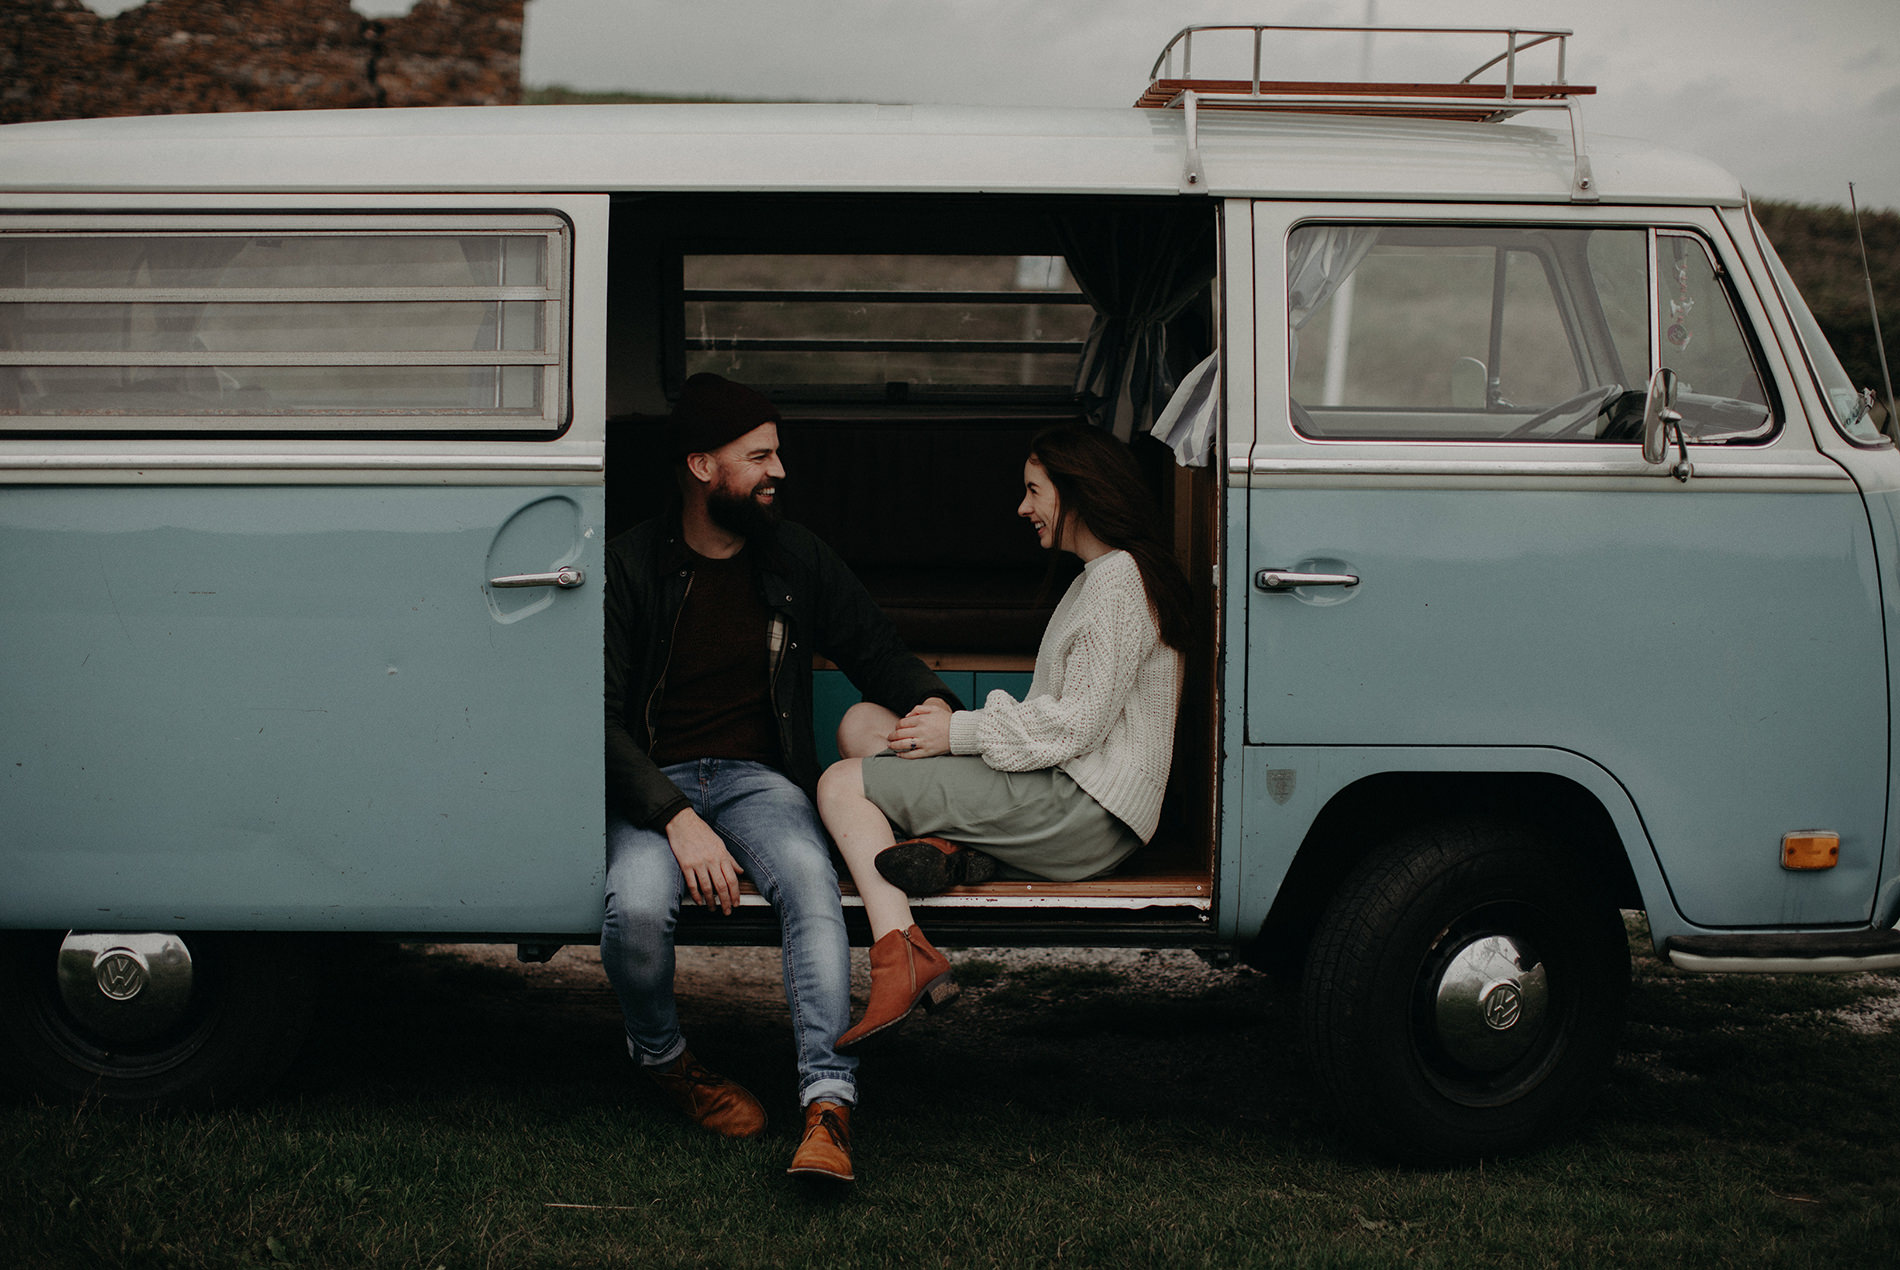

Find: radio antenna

[1849,182,1896,432]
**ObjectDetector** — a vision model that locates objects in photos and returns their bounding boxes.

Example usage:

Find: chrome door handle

[1255,569,1358,592]
[489,565,586,589]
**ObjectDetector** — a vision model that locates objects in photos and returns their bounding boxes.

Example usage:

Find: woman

[816,424,1190,1048]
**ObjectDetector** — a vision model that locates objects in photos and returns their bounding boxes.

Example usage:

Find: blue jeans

[601,760,857,1108]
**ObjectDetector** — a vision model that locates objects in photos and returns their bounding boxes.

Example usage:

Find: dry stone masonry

[1,0,525,123]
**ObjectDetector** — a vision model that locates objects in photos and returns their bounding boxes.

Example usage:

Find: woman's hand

[889,697,953,759]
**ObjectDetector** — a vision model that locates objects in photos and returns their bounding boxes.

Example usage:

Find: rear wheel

[1300,821,1629,1163]
[0,931,315,1105]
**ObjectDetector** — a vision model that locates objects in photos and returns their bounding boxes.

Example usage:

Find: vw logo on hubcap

[1481,981,1523,1030]
[1435,936,1547,1069]
[94,949,148,1001]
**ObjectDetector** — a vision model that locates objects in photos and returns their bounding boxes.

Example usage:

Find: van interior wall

[603,193,1218,885]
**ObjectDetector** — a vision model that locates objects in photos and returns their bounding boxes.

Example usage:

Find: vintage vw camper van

[4,25,1897,1163]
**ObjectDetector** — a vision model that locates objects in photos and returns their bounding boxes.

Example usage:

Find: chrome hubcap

[1431,933,1548,1071]
[55,932,195,1044]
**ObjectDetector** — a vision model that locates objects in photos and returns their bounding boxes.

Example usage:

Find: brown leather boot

[836,925,957,1050]
[874,836,1000,895]
[786,1099,854,1181]
[645,1050,767,1138]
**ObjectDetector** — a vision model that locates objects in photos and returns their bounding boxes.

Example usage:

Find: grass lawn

[3,922,1899,1268]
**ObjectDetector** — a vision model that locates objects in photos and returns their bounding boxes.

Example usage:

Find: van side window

[0,215,569,435]
[1287,224,1776,445]
[677,254,1092,404]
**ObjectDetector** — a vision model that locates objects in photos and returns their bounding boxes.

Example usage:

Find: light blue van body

[3,73,1896,1156]
[1235,482,1889,940]
[2,486,606,932]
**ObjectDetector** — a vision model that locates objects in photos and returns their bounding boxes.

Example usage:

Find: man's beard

[706,478,781,539]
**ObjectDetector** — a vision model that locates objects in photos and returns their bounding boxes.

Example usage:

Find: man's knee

[604,876,680,938]
[736,813,842,913]
[604,835,683,928]
[836,702,898,759]
[769,847,845,916]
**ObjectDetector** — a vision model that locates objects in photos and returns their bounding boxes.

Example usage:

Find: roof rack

[1138,25,1598,202]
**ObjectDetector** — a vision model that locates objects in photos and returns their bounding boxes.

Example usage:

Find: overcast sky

[509,0,1900,211]
[83,0,1900,210]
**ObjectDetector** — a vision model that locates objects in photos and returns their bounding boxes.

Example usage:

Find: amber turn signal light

[1782,832,1841,870]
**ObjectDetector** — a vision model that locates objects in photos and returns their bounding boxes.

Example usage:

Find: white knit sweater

[946,549,1183,842]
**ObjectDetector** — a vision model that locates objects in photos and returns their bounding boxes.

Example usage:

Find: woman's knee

[836,702,898,759]
[815,756,865,816]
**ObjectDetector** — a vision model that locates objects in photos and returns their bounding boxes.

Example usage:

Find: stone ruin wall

[1,0,525,124]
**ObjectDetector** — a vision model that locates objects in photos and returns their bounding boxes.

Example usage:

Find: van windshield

[1752,209,1885,444]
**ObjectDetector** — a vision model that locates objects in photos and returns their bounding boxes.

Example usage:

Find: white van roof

[0,102,1744,207]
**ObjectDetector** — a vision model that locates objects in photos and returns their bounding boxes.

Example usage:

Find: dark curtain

[1054,204,1217,441]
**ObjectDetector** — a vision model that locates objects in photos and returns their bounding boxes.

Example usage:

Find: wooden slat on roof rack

[1135,78,1595,122]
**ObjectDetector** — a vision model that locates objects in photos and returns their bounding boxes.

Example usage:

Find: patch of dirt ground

[311,934,1896,1142]
[376,940,1296,1129]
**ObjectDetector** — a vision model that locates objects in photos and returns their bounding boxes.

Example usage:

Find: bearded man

[601,373,955,1183]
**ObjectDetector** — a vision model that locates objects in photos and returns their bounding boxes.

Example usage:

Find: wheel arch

[1245,768,1644,979]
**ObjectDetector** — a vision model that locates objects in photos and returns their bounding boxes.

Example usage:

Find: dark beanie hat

[667,373,782,459]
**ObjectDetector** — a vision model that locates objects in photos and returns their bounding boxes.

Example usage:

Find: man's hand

[664,807,745,915]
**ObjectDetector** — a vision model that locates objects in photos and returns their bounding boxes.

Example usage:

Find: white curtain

[1286,227,1379,370]
[1150,350,1220,467]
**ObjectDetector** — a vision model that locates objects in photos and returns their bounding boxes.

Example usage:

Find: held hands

[664,807,744,915]
[889,696,953,759]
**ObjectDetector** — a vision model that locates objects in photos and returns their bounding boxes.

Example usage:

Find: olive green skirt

[859,753,1140,882]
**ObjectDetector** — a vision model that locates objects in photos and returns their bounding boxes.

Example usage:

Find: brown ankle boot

[836,925,957,1050]
[786,1099,854,1181]
[645,1050,767,1138]
[875,837,1000,895]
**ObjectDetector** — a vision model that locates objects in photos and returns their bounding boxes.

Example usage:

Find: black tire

[1300,821,1629,1164]
[0,931,316,1105]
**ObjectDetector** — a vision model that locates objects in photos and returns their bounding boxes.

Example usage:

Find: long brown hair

[1030,425,1191,651]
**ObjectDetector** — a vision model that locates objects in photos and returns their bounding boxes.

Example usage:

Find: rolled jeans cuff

[634,1035,687,1070]
[801,1076,857,1108]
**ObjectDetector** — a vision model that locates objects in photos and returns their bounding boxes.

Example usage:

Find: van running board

[720,874,1212,912]
[1664,929,1900,974]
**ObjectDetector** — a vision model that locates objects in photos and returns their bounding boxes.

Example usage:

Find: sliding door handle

[489,565,586,589]
[1254,569,1358,592]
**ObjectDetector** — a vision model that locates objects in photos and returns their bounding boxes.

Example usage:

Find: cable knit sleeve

[947,552,1158,771]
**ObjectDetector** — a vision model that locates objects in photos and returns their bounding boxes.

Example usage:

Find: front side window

[0,215,569,434]
[1287,223,1776,445]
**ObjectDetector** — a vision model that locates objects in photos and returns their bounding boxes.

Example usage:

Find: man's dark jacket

[604,515,958,830]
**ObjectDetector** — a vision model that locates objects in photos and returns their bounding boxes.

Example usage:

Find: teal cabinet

[810,669,1029,765]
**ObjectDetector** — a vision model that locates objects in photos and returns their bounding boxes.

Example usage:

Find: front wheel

[0,931,315,1105]
[1300,822,1629,1163]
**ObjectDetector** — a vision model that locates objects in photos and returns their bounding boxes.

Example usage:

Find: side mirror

[1641,368,1681,465]
[1860,387,1891,433]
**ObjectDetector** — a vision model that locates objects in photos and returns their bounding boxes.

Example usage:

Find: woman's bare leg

[835,701,899,760]
[816,756,916,940]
